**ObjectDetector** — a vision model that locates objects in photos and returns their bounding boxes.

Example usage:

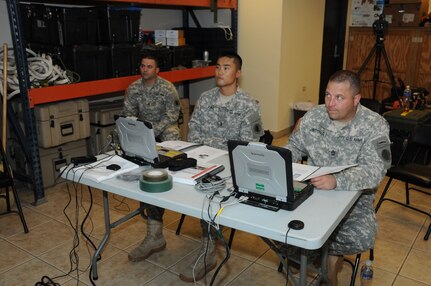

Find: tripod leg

[380,45,400,99]
[358,44,377,77]
[372,44,383,100]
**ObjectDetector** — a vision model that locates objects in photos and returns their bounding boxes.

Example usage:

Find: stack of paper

[70,155,139,182]
[168,162,224,185]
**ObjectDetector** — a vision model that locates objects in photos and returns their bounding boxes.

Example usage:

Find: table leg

[92,191,111,280]
[299,249,308,286]
[320,243,331,285]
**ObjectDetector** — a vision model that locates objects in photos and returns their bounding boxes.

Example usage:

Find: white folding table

[63,154,360,286]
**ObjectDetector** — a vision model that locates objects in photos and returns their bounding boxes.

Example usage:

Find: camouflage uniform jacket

[123,76,180,139]
[287,104,391,255]
[188,87,264,150]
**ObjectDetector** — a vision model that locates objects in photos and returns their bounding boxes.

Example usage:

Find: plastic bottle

[360,259,374,286]
[204,50,209,62]
[403,85,412,112]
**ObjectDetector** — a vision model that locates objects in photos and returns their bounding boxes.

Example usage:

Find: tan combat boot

[179,237,217,282]
[128,219,166,262]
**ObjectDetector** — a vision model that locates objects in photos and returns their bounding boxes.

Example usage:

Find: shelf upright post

[6,0,46,205]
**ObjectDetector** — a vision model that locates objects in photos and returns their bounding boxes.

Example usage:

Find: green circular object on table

[139,169,173,193]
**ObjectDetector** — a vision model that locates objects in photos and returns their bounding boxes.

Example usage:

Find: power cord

[217,23,233,41]
[0,46,78,100]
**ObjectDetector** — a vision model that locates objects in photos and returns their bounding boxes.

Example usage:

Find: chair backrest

[259,130,273,145]
[406,124,431,165]
[411,124,431,147]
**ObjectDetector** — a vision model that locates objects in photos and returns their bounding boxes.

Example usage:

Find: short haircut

[217,51,242,70]
[328,70,361,95]
[140,53,159,68]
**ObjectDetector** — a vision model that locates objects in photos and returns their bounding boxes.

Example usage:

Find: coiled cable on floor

[0,46,79,100]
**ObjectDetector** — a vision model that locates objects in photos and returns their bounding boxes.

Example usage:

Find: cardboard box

[167,37,186,47]
[154,29,166,37]
[166,29,184,38]
[384,1,429,26]
[35,99,90,148]
[155,36,167,46]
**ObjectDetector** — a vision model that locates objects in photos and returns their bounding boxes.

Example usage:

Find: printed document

[292,163,357,181]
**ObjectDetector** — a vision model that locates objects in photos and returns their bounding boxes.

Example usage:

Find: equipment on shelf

[0,47,77,100]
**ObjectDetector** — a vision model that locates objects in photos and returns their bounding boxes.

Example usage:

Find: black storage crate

[111,43,134,78]
[130,43,144,75]
[63,45,111,81]
[19,3,34,43]
[383,109,431,164]
[184,28,235,63]
[21,4,98,46]
[170,45,195,68]
[140,45,172,72]
[97,6,141,44]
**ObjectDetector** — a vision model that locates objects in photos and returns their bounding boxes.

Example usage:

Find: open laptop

[115,116,186,168]
[228,140,314,211]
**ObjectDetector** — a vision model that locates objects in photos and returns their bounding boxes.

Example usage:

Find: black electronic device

[71,155,97,166]
[288,220,304,230]
[168,157,197,171]
[106,164,121,171]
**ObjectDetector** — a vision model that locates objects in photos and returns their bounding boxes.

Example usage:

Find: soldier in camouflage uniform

[123,54,181,141]
[178,52,264,282]
[127,54,181,265]
[285,70,391,285]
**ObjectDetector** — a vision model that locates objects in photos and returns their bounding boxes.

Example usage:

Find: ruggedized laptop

[115,116,186,168]
[227,140,314,211]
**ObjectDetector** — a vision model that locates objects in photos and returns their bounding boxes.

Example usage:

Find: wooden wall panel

[346,27,431,103]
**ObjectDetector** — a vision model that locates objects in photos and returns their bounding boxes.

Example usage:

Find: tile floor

[0,136,430,286]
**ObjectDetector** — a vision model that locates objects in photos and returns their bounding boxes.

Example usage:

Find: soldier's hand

[310,175,337,190]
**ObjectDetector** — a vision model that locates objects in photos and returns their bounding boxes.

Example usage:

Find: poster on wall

[350,0,385,27]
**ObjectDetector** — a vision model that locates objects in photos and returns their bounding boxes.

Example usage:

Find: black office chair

[175,130,274,246]
[0,145,29,233]
[375,123,431,240]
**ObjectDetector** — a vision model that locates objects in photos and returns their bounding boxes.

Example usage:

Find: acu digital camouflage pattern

[188,87,264,150]
[287,103,392,255]
[123,76,181,141]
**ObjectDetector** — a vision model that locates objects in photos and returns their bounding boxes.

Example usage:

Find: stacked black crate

[184,28,235,64]
[22,4,109,81]
[97,6,142,77]
[22,4,143,81]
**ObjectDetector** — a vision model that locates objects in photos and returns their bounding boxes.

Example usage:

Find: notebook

[115,116,186,168]
[227,140,314,211]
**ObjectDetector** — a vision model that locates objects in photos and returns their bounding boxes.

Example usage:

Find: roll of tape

[142,169,169,182]
[140,169,172,193]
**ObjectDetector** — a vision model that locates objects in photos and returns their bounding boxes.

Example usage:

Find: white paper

[292,163,357,181]
[157,140,201,151]
[185,145,228,163]
[70,155,139,182]
[168,163,224,185]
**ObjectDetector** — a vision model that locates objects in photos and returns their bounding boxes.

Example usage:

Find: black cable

[209,225,230,286]
[34,276,60,286]
[112,193,131,212]
[285,227,291,286]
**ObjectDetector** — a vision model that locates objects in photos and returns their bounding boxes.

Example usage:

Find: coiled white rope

[0,46,79,100]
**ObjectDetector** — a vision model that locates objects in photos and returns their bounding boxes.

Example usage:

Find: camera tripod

[357,14,399,100]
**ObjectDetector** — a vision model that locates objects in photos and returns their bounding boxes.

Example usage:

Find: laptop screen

[228,140,293,203]
[115,116,158,163]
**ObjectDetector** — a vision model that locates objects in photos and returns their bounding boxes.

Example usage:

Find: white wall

[238,0,325,134]
[1,0,13,46]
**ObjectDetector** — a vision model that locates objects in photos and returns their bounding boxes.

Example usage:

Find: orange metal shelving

[28,66,215,107]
